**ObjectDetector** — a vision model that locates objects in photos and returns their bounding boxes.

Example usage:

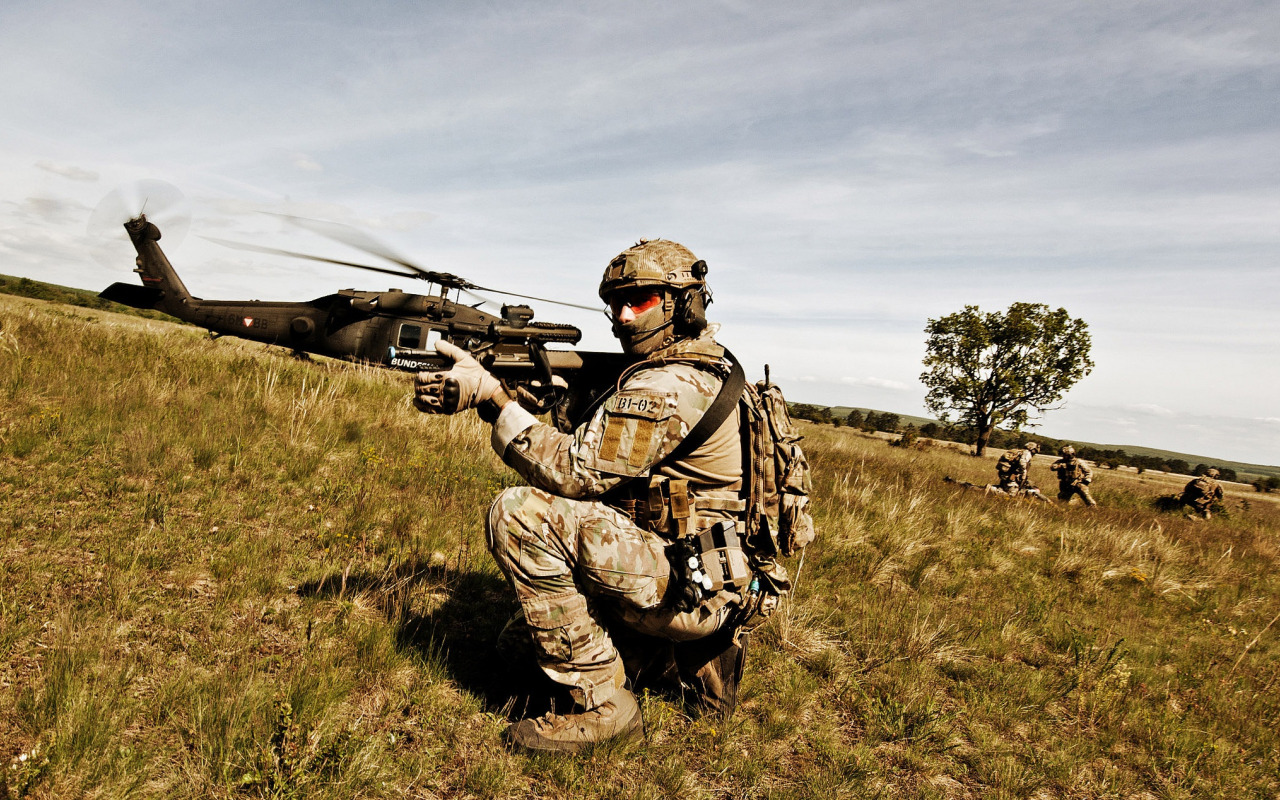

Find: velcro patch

[592,390,676,472]
[606,390,675,419]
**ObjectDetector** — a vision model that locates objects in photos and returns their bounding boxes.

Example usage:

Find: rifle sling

[657,349,745,470]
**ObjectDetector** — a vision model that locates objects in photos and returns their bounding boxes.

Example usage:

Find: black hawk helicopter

[99,213,633,426]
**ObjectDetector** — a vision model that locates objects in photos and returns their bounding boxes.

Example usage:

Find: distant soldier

[1181,468,1224,519]
[1050,445,1097,507]
[996,442,1040,494]
[944,476,1050,503]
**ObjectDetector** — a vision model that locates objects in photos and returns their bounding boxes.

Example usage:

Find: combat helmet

[1024,442,1040,453]
[1206,468,1220,478]
[599,239,707,299]
[1060,445,1076,457]
[600,239,712,351]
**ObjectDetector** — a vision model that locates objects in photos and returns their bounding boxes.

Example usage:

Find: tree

[891,423,920,448]
[845,409,864,429]
[789,404,823,423]
[878,413,901,433]
[921,302,1094,456]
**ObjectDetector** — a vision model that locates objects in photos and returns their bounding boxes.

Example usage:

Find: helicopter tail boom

[122,215,198,314]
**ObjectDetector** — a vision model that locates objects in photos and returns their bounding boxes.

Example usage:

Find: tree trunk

[974,425,993,457]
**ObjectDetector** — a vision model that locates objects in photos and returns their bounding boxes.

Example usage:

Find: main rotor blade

[458,287,501,310]
[268,213,431,278]
[214,216,606,312]
[203,237,425,280]
[267,213,603,310]
[466,284,602,312]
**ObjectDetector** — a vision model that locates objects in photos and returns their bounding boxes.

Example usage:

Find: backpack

[743,372,815,558]
[996,449,1022,481]
[624,350,815,561]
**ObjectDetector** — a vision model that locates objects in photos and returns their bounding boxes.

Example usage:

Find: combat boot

[675,627,749,718]
[504,689,643,753]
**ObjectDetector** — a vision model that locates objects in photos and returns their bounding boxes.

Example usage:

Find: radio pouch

[672,520,755,612]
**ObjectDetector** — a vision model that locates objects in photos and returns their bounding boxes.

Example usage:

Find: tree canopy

[920,302,1094,456]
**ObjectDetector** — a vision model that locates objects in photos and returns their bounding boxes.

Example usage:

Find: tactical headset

[672,260,711,335]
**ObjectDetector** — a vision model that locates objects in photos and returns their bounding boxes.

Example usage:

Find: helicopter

[98,213,634,425]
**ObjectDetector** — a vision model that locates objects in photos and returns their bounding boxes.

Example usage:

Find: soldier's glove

[515,375,569,413]
[413,340,508,416]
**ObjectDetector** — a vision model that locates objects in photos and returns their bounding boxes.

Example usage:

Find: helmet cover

[599,239,705,300]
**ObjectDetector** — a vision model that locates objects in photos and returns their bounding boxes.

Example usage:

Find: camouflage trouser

[1057,483,1097,506]
[486,486,733,710]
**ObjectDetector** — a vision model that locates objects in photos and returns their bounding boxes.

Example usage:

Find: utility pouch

[671,520,753,613]
[696,520,752,593]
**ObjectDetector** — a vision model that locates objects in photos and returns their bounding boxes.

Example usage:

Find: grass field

[2,292,1278,799]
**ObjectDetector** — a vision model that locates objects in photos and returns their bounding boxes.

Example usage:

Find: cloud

[839,376,910,391]
[1117,404,1178,418]
[1046,403,1280,466]
[35,160,98,182]
[361,211,439,232]
[291,153,323,173]
[7,196,89,226]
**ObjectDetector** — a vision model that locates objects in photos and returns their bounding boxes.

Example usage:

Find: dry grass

[2,293,1278,798]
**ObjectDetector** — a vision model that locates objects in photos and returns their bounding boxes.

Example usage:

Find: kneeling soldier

[1181,468,1224,520]
[414,240,759,753]
[996,441,1040,494]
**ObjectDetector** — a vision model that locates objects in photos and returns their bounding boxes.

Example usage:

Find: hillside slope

[822,404,1280,480]
[2,292,1278,798]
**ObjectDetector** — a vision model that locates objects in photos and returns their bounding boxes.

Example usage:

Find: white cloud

[291,153,324,173]
[8,196,90,225]
[35,160,98,182]
[839,376,910,391]
[1119,404,1178,418]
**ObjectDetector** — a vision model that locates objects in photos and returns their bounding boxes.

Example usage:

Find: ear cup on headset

[676,287,708,334]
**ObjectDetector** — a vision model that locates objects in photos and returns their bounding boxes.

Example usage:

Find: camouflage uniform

[996,447,1036,494]
[485,328,743,709]
[1181,474,1223,519]
[1050,456,1097,506]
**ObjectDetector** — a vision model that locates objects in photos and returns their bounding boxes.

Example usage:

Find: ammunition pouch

[610,475,745,538]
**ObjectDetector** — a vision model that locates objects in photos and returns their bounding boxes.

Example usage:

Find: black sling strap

[652,348,746,470]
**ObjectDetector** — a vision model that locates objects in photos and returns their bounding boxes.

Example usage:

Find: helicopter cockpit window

[397,324,423,349]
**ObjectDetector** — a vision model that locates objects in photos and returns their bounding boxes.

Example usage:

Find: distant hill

[816,405,1280,481]
[0,273,181,323]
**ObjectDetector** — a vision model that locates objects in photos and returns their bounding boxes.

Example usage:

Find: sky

[1,0,1277,465]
